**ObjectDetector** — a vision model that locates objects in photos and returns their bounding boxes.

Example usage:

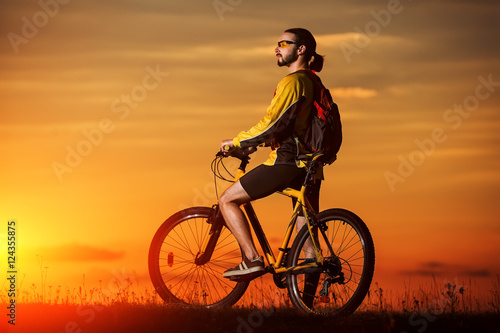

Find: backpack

[298,70,342,164]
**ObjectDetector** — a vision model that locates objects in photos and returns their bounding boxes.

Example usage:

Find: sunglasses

[277,40,298,48]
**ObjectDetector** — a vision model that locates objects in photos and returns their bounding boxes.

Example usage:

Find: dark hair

[285,28,324,72]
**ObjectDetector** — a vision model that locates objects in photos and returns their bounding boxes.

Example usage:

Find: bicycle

[148,148,375,315]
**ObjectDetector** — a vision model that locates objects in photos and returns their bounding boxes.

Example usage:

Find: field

[3,303,498,333]
[2,276,499,333]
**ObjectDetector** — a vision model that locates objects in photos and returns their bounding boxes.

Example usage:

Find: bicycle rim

[148,206,249,307]
[287,208,375,315]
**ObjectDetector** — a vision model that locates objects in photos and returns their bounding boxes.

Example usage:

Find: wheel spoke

[149,207,248,307]
[286,209,374,315]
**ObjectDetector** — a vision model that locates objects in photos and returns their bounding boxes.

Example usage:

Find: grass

[6,302,500,333]
[2,275,499,332]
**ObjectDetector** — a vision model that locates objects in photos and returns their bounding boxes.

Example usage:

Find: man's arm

[232,74,308,149]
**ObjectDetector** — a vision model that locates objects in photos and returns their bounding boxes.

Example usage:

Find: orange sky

[1,0,499,300]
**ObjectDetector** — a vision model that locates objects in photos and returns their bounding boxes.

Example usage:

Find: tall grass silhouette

[2,273,499,333]
[2,273,499,314]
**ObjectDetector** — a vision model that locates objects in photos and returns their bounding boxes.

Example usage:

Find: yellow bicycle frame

[232,154,324,274]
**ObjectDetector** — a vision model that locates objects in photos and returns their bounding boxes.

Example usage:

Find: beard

[277,51,298,67]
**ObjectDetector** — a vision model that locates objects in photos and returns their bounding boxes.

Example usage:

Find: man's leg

[297,180,322,308]
[294,179,321,259]
[219,180,260,261]
[296,216,315,259]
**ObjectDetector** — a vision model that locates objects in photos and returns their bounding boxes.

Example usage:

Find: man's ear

[298,44,306,55]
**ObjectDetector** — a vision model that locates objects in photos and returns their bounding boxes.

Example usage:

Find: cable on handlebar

[210,152,237,201]
[211,147,256,200]
[211,154,235,183]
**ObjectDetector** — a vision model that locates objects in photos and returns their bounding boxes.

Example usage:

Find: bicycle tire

[148,206,249,308]
[287,208,375,315]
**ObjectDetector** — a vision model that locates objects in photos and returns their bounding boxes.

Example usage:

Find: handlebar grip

[216,144,236,157]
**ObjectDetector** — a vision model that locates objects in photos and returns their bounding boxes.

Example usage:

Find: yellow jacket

[233,71,314,167]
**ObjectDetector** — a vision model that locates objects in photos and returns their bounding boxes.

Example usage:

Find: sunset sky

[1,0,499,300]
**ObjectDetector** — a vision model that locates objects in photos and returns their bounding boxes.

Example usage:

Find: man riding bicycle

[220,28,326,279]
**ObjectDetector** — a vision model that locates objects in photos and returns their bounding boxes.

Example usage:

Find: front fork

[194,205,224,265]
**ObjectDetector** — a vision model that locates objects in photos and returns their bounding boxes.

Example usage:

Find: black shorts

[239,164,321,213]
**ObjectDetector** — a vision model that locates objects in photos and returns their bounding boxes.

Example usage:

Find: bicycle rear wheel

[148,206,249,307]
[287,208,375,315]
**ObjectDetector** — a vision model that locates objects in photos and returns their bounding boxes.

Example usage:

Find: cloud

[461,269,491,278]
[333,87,377,99]
[400,261,493,278]
[33,243,125,262]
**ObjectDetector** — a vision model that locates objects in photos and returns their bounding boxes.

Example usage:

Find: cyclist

[220,28,325,279]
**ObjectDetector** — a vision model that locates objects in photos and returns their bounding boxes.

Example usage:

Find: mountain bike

[148,148,375,315]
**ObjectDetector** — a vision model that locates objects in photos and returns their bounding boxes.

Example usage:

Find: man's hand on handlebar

[220,139,234,156]
[219,139,257,157]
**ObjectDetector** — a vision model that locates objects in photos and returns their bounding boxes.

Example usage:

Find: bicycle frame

[212,151,325,276]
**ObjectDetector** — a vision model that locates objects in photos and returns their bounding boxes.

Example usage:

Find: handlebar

[215,146,255,175]
[217,146,256,160]
[217,146,325,163]
[213,147,324,188]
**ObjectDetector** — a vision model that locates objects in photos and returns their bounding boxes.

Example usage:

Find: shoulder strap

[294,69,321,83]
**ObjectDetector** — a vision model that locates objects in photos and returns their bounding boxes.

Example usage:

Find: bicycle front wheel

[148,206,249,308]
[287,208,375,315]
